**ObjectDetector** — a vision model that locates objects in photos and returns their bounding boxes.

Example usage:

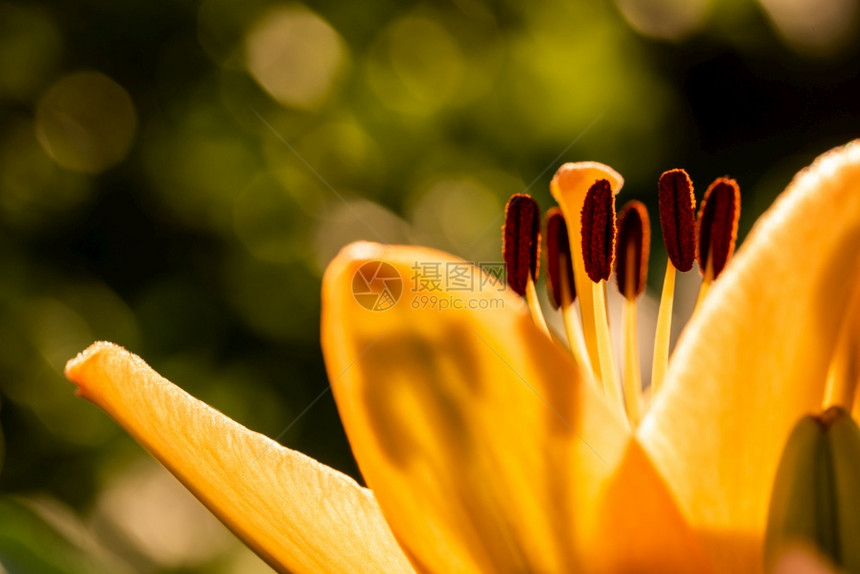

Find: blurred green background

[0,0,858,571]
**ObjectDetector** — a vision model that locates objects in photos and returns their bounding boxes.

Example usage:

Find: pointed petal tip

[802,140,860,195]
[323,241,396,290]
[777,140,860,215]
[335,240,386,262]
[65,340,118,373]
[812,139,860,174]
[65,341,128,400]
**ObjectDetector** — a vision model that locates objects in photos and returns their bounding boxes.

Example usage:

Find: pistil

[550,162,625,378]
[615,200,649,426]
[652,169,696,395]
[503,194,550,335]
[581,180,624,418]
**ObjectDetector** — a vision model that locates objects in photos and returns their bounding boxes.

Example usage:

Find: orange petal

[640,140,860,570]
[65,342,413,574]
[322,242,710,573]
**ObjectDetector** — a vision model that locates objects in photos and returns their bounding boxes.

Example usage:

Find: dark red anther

[658,169,696,272]
[697,177,740,280]
[615,200,650,300]
[503,194,541,296]
[580,179,616,283]
[545,207,576,309]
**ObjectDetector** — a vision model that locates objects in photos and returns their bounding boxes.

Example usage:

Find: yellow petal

[550,162,624,370]
[65,342,413,574]
[322,242,710,573]
[640,140,860,571]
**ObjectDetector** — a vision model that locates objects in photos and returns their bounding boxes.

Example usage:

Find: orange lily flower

[65,140,860,573]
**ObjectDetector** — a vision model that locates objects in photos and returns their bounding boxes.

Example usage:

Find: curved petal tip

[551,161,624,199]
[65,340,127,400]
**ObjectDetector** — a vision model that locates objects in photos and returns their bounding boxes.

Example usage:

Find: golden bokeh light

[35,71,137,173]
[244,6,346,110]
[614,0,711,41]
[96,459,233,567]
[758,0,859,56]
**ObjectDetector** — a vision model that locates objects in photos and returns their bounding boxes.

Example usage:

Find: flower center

[502,167,743,427]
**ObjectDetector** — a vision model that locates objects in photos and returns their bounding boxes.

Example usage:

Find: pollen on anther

[580,179,616,282]
[545,207,576,309]
[658,169,696,272]
[615,200,650,300]
[697,177,740,279]
[503,193,541,296]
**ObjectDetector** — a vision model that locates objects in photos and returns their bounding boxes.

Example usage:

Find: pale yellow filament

[623,298,642,427]
[558,257,594,383]
[695,250,715,310]
[591,281,624,420]
[651,264,676,396]
[525,276,550,336]
[571,252,601,374]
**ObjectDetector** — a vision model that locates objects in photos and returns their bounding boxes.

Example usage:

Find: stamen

[697,177,740,282]
[615,201,649,425]
[622,298,642,425]
[560,266,594,383]
[615,201,650,301]
[658,169,696,272]
[581,179,616,282]
[503,194,540,297]
[525,276,550,335]
[652,169,696,396]
[546,207,575,309]
[694,177,740,308]
[503,194,549,334]
[546,208,592,379]
[651,265,676,396]
[580,181,624,420]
